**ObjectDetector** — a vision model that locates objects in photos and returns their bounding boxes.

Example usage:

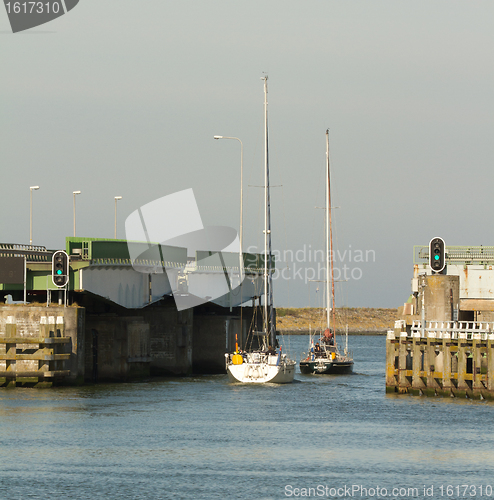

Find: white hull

[226,352,295,384]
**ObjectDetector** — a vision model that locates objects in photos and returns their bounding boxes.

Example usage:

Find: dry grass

[276,307,397,334]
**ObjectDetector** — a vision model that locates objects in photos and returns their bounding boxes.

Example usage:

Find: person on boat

[321,328,334,346]
[314,343,322,354]
[267,345,276,355]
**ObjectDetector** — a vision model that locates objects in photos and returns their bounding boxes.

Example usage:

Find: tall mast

[326,129,336,332]
[262,75,274,346]
[263,75,269,340]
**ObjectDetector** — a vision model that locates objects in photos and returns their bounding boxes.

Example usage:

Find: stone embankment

[276,307,397,335]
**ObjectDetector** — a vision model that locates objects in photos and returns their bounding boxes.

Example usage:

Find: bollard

[5,317,16,387]
[48,317,55,338]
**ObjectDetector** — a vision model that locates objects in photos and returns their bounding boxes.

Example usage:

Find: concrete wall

[0,297,268,386]
[84,314,154,381]
[192,314,236,374]
[192,305,266,374]
[420,274,460,322]
[84,299,194,381]
[144,306,193,376]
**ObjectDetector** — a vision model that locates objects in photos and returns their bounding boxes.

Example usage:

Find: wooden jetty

[0,315,71,387]
[388,251,494,399]
[386,321,494,399]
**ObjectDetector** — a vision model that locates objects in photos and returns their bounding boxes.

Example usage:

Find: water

[1,335,493,500]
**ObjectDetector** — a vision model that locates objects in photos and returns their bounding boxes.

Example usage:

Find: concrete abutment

[389,273,494,399]
[0,296,259,386]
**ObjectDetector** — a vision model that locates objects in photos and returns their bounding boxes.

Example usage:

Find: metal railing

[414,245,494,265]
[0,243,51,262]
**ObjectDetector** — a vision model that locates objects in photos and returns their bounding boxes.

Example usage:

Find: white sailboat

[299,130,354,375]
[225,76,296,384]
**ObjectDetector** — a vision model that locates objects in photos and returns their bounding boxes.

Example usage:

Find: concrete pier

[0,297,262,386]
[386,321,494,399]
[0,238,275,386]
[0,307,82,387]
[390,266,494,398]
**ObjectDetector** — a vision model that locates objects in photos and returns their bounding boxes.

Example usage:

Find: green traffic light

[57,270,62,275]
[434,255,440,261]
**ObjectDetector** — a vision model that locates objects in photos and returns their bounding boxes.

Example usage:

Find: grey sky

[2,1,494,308]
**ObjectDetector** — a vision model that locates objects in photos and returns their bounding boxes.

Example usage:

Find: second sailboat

[300,130,354,375]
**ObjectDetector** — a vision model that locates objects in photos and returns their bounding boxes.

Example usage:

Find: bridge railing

[0,243,51,262]
[414,245,494,265]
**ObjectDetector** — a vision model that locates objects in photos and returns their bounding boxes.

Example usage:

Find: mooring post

[488,334,494,393]
[457,332,468,396]
[5,316,16,387]
[48,316,55,338]
[398,330,409,392]
[385,331,397,392]
[55,317,65,371]
[442,331,452,396]
[56,316,64,338]
[412,329,424,394]
[40,316,48,339]
[39,317,50,375]
[472,334,481,398]
[426,332,433,387]
[424,330,436,396]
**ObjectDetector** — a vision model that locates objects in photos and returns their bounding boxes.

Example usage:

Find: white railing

[391,321,494,340]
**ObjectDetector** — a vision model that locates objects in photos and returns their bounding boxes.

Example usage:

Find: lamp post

[213,136,244,255]
[114,196,122,239]
[73,191,81,237]
[29,185,39,245]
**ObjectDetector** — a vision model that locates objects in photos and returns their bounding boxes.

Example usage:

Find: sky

[2,1,494,309]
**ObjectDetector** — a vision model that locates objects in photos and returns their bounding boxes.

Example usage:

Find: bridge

[0,238,272,309]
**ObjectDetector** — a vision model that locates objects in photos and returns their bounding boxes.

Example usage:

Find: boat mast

[326,129,336,333]
[263,75,275,347]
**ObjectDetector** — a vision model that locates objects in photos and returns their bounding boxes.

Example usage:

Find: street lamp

[73,191,81,237]
[114,196,122,239]
[29,185,39,245]
[213,136,244,255]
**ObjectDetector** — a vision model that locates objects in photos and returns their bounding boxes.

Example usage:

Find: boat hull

[226,359,295,384]
[299,359,353,375]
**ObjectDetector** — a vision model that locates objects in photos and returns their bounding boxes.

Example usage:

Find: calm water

[1,335,493,500]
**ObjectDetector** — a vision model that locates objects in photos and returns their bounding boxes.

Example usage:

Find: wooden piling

[5,317,16,388]
[0,315,71,387]
[411,333,424,395]
[488,336,494,393]
[385,330,397,393]
[386,321,494,400]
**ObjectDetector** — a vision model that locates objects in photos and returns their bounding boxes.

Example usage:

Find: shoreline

[275,307,397,336]
[278,329,388,336]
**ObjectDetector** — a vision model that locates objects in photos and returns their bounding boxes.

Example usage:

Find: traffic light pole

[57,286,68,307]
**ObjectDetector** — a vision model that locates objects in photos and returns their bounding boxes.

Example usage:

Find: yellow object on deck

[232,354,243,365]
